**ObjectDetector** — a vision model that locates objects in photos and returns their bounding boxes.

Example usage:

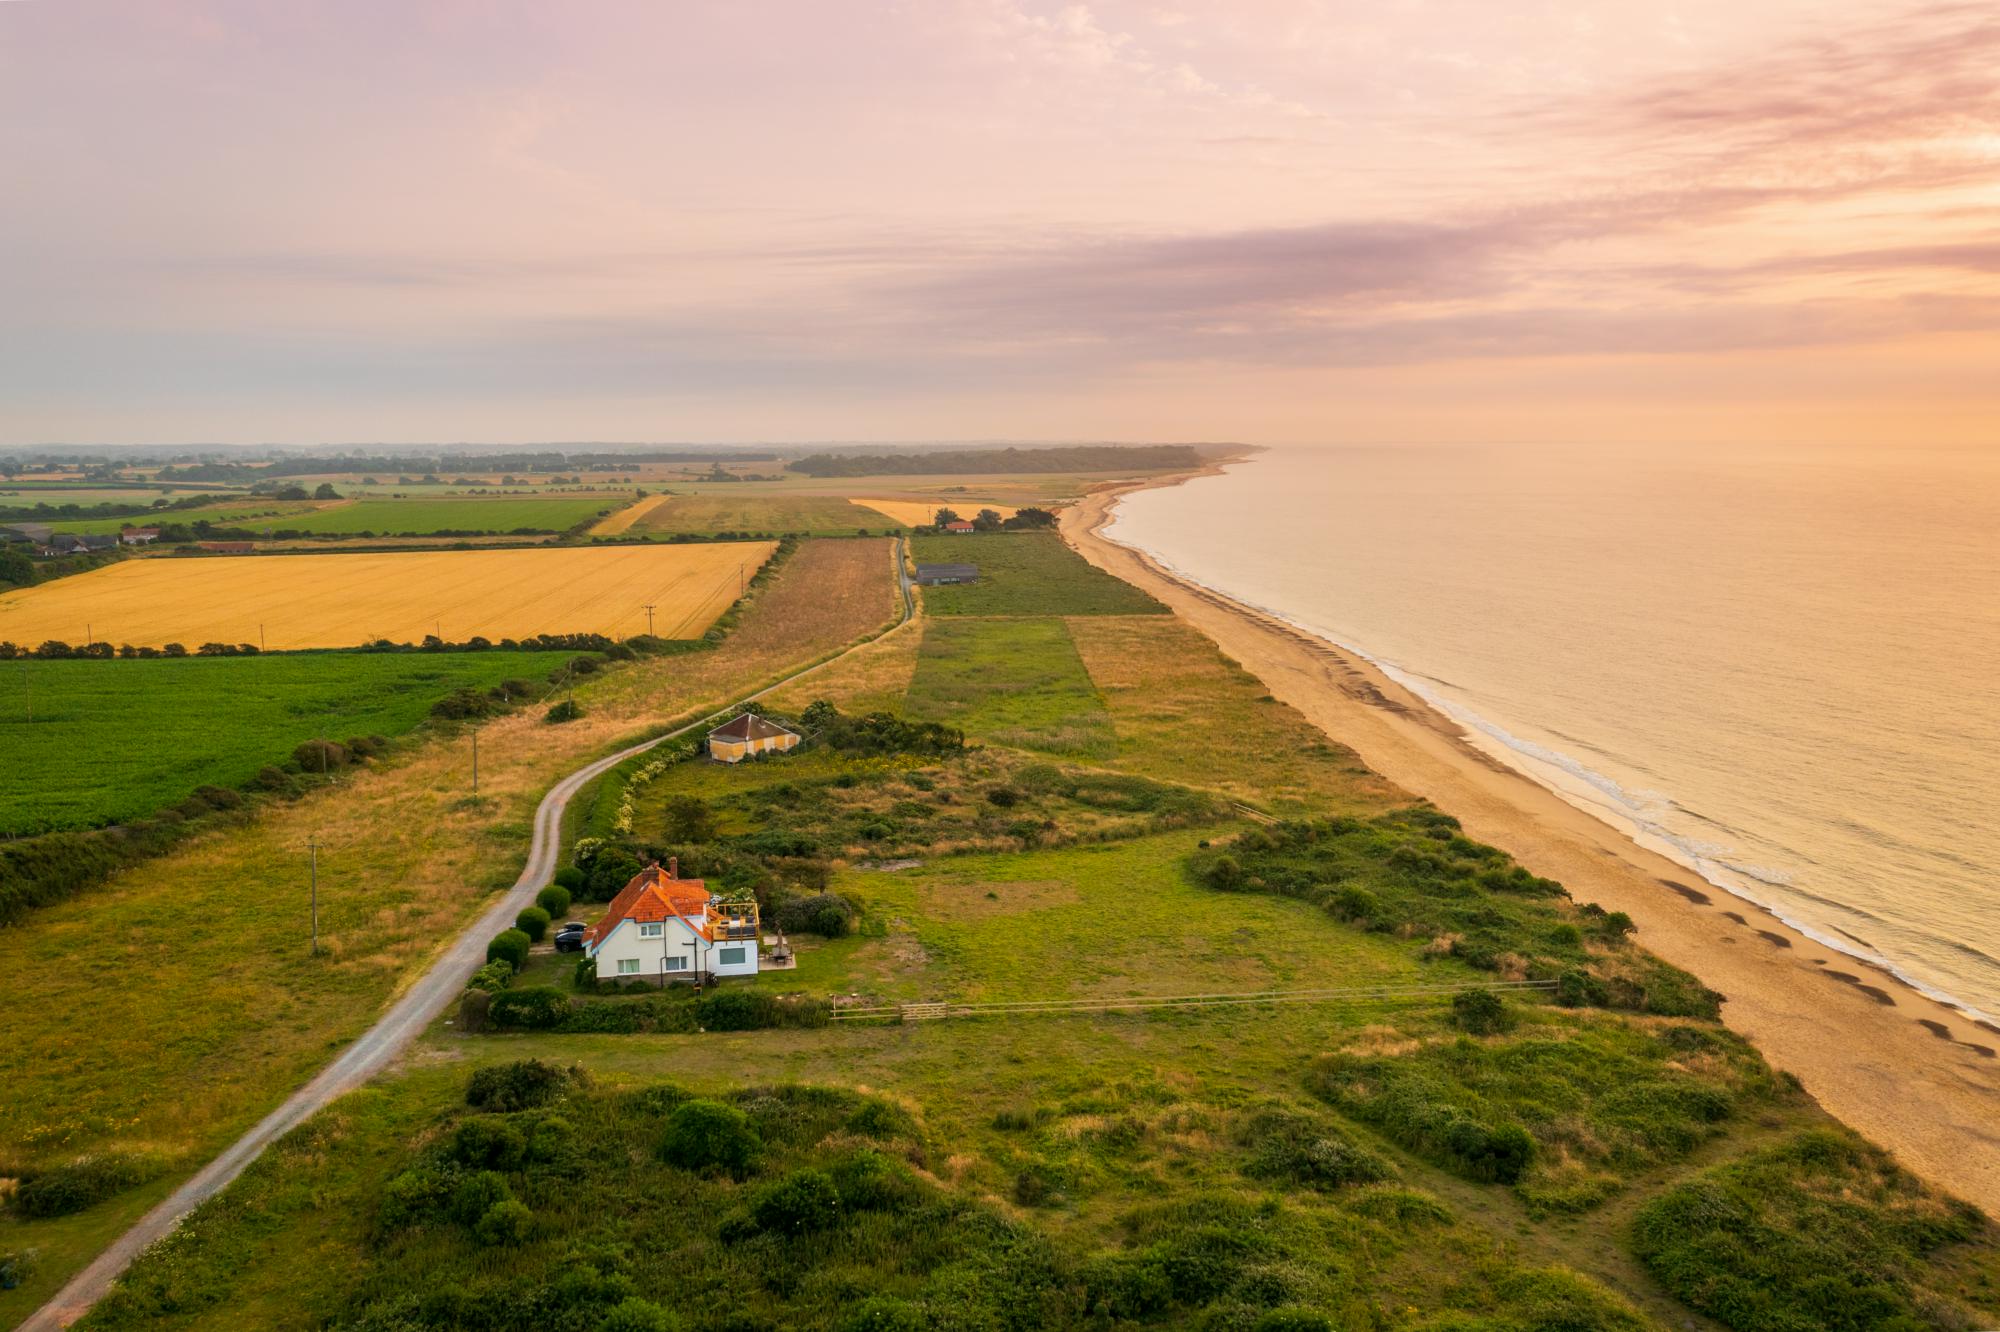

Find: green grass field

[911,532,1167,615]
[903,616,1116,758]
[263,494,624,535]
[628,493,900,536]
[0,652,569,834]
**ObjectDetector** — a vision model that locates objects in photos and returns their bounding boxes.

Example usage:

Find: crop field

[256,493,624,535]
[0,541,776,649]
[42,499,337,535]
[587,493,669,535]
[852,497,1018,526]
[612,493,899,536]
[0,650,570,834]
[903,616,1117,758]
[911,531,1168,615]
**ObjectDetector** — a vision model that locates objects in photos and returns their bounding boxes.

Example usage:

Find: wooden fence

[830,978,1556,1024]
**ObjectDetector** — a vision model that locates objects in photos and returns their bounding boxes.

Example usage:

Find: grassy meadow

[903,616,1119,759]
[0,542,775,649]
[268,493,624,535]
[0,651,570,834]
[0,539,900,1322]
[912,531,1168,615]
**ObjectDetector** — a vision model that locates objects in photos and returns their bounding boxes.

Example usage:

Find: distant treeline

[156,450,778,483]
[0,493,228,523]
[787,445,1203,477]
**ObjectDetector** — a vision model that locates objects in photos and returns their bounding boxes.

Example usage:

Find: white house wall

[588,915,759,981]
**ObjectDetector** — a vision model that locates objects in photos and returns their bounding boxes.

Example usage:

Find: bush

[659,1099,760,1176]
[11,1153,156,1219]
[467,959,514,992]
[546,698,584,724]
[253,764,299,796]
[466,1059,576,1111]
[458,988,492,1034]
[490,985,571,1030]
[1451,989,1513,1035]
[775,892,855,939]
[537,883,572,918]
[516,905,552,941]
[597,1298,677,1332]
[450,1171,513,1226]
[752,1168,842,1235]
[1242,1112,1391,1191]
[451,1118,527,1169]
[474,1198,534,1246]
[554,865,586,894]
[487,928,532,971]
[829,1150,921,1213]
[292,738,350,772]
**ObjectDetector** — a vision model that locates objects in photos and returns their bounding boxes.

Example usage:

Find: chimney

[668,855,679,880]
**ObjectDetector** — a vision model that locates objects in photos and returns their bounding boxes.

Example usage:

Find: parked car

[553,922,588,953]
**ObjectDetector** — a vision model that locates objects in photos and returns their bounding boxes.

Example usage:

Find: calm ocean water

[1108,443,2000,1022]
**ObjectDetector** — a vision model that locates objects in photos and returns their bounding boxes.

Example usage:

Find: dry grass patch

[760,615,921,715]
[1066,615,1401,815]
[588,492,670,535]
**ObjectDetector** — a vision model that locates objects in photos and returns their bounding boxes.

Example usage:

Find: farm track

[21,539,914,1331]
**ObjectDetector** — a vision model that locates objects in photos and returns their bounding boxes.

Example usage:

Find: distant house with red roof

[583,858,760,984]
[942,520,976,534]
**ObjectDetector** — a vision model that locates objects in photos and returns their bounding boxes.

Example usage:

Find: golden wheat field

[854,497,1018,527]
[588,492,670,535]
[0,542,777,649]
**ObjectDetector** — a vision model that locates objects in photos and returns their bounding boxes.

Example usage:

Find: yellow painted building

[707,712,802,763]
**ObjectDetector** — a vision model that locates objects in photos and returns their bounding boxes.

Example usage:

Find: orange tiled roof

[584,860,712,948]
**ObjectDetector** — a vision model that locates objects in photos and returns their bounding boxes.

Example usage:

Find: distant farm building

[707,712,801,763]
[942,520,976,534]
[46,533,117,555]
[914,562,979,586]
[583,858,759,984]
[120,527,161,545]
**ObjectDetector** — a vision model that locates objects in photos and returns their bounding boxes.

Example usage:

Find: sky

[2,0,1996,447]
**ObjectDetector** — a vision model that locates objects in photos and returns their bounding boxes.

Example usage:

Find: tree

[1004,506,1057,530]
[312,482,341,500]
[972,507,1003,531]
[273,485,311,501]
[931,507,962,527]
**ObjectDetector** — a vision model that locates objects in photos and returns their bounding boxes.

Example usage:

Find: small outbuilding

[942,520,976,534]
[120,527,161,545]
[914,562,979,586]
[707,712,801,763]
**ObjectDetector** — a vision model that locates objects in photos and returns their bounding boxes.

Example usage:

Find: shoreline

[1063,458,2000,1214]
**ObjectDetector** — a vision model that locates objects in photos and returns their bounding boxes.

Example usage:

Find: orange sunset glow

[3,0,1996,445]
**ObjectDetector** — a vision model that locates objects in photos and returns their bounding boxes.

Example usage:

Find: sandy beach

[1065,463,2000,1215]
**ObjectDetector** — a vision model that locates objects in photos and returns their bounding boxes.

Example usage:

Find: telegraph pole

[308,836,320,956]
[643,603,656,637]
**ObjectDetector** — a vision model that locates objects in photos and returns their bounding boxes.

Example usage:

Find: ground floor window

[719,946,747,965]
[665,956,689,972]
[616,958,640,975]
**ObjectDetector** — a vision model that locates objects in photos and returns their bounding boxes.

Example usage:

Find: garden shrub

[457,988,492,1034]
[465,1059,577,1111]
[659,1099,760,1176]
[489,985,571,1030]
[466,959,513,992]
[554,865,586,894]
[752,1168,842,1235]
[774,891,855,938]
[515,904,551,941]
[537,882,572,918]
[487,928,532,971]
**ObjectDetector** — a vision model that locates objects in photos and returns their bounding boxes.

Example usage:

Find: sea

[1106,442,2000,1024]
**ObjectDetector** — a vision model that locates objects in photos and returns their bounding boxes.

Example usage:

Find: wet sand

[1065,465,2000,1213]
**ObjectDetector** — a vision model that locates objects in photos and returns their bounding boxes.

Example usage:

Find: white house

[582,858,760,985]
